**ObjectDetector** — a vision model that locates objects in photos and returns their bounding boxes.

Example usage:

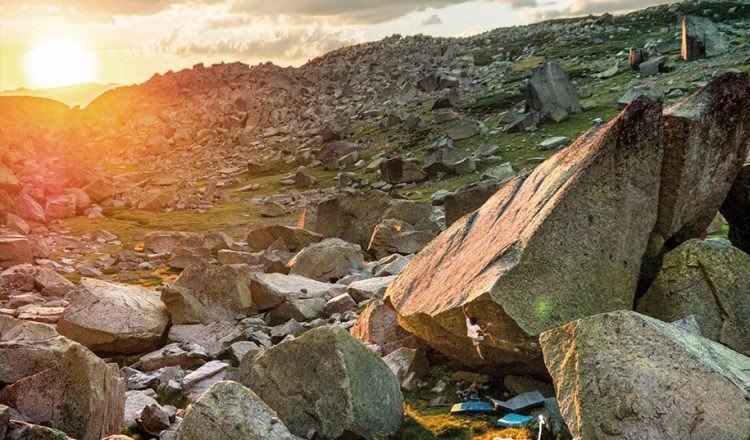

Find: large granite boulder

[0,235,33,269]
[176,381,293,440]
[643,73,750,277]
[0,316,74,384]
[540,311,750,440]
[246,225,323,252]
[0,343,125,440]
[237,326,403,439]
[314,194,437,249]
[681,16,730,61]
[525,61,581,123]
[638,239,750,356]
[57,278,169,354]
[287,238,364,282]
[161,262,254,324]
[385,97,665,371]
[721,164,750,253]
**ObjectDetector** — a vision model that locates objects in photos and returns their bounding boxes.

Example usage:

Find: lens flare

[23,39,99,89]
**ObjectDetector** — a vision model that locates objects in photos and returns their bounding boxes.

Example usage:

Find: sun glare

[23,39,99,89]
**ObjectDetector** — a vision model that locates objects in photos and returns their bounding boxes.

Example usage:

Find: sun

[23,39,99,89]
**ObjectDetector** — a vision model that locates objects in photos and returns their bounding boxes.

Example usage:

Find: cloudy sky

[0,0,670,90]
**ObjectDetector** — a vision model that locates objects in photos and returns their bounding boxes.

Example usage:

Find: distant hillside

[0,82,119,107]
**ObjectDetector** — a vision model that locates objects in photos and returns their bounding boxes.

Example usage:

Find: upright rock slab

[175,381,293,440]
[681,16,730,61]
[644,73,750,273]
[540,311,750,440]
[637,239,750,356]
[237,325,403,439]
[57,278,169,354]
[0,343,125,440]
[525,61,581,123]
[385,97,664,370]
[721,164,750,253]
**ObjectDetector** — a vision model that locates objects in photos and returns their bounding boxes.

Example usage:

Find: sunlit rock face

[386,96,665,373]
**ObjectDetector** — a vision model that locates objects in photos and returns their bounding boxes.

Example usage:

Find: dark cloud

[422,13,443,25]
[531,0,670,20]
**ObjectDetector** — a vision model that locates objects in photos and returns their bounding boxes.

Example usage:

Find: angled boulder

[249,272,346,311]
[0,343,125,440]
[246,225,323,252]
[385,97,664,371]
[58,278,169,354]
[237,326,403,439]
[637,239,750,356]
[540,311,750,440]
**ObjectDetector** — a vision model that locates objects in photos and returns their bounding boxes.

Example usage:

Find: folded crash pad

[497,413,534,428]
[450,400,496,415]
[491,390,545,413]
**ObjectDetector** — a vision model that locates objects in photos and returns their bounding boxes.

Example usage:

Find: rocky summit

[1,1,750,439]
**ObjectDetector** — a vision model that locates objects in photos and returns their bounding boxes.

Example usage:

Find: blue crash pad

[450,401,496,415]
[497,413,534,428]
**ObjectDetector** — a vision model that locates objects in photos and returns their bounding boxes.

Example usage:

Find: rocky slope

[1,1,750,439]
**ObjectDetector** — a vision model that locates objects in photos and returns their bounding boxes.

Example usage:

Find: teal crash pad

[450,401,496,415]
[497,413,534,428]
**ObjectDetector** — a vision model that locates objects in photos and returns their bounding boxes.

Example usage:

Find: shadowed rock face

[637,238,750,356]
[643,73,750,277]
[540,311,750,440]
[385,96,664,372]
[721,164,750,253]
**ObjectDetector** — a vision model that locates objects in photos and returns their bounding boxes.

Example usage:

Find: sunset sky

[0,0,670,90]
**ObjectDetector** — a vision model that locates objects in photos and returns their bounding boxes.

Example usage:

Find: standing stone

[628,47,650,69]
[637,239,750,356]
[525,61,581,123]
[540,311,750,440]
[0,235,33,269]
[643,73,750,280]
[237,326,403,439]
[0,343,125,440]
[681,16,730,61]
[721,164,750,253]
[385,97,664,371]
[175,381,293,440]
[57,278,169,354]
